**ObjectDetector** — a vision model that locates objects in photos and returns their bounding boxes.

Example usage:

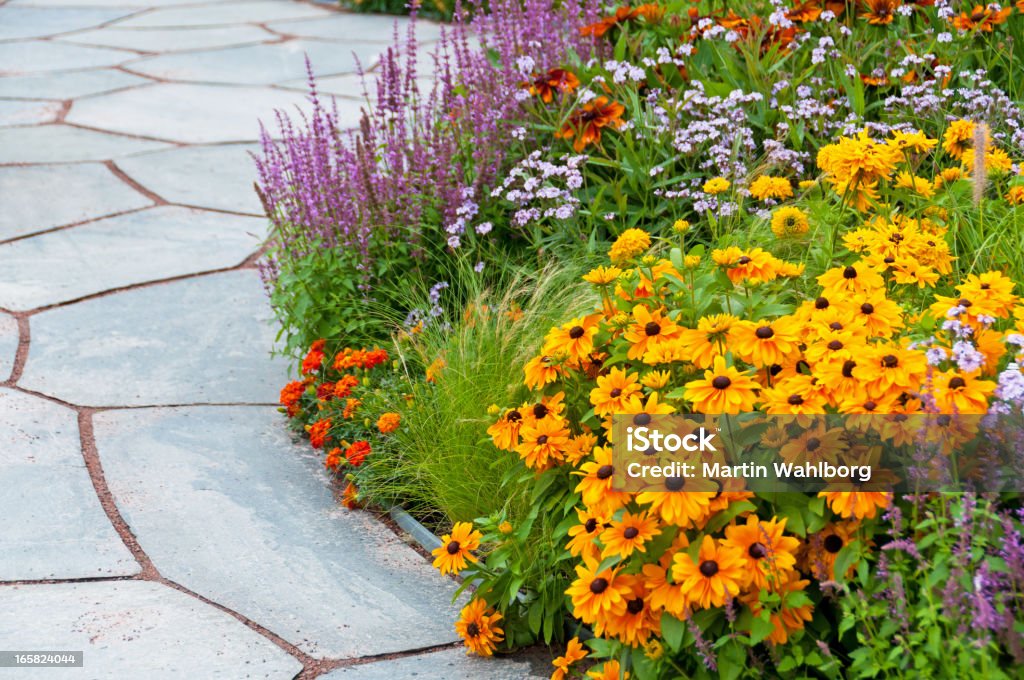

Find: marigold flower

[307,418,331,449]
[432,522,483,576]
[301,339,326,374]
[498,521,513,534]
[749,175,794,200]
[341,482,360,509]
[455,598,504,656]
[376,412,401,434]
[703,177,731,194]
[324,447,344,470]
[672,535,750,610]
[609,228,651,263]
[279,380,305,415]
[344,440,371,466]
[672,219,691,234]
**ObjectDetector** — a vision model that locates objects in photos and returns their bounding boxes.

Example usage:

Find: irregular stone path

[0,1,541,677]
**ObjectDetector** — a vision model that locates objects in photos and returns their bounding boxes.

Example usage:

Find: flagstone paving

[0,2,542,678]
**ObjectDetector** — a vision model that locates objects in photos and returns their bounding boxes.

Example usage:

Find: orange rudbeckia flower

[558,96,626,152]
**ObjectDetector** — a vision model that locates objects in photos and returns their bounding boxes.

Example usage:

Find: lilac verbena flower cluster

[254,0,601,292]
[491,150,587,229]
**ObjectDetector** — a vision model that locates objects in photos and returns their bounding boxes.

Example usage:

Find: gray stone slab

[64,82,359,144]
[60,24,275,53]
[20,270,286,406]
[94,406,464,657]
[0,581,303,678]
[0,7,134,41]
[0,206,264,311]
[0,388,138,580]
[267,14,443,44]
[278,72,436,101]
[0,41,130,76]
[0,98,63,127]
[0,314,17,382]
[10,0,234,5]
[113,1,333,28]
[127,40,383,85]
[0,68,148,100]
[116,144,263,215]
[0,164,151,242]
[323,648,546,679]
[0,125,170,163]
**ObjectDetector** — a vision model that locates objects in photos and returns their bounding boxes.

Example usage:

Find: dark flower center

[645,321,662,336]
[737,256,752,265]
[937,414,952,426]
[466,622,480,637]
[590,577,609,594]
[824,534,843,553]
[712,376,732,389]
[533,404,549,418]
[755,326,775,339]
[842,360,856,378]
[664,476,685,491]
[884,256,895,264]
[981,283,991,290]
[447,541,461,555]
[585,518,598,533]
[806,437,821,451]
[610,388,623,398]
[699,560,719,577]
[507,410,522,422]
[623,527,640,540]
[949,377,966,389]
[748,542,768,559]
[827,340,843,350]
[815,296,830,310]
[569,325,585,339]
[596,464,615,479]
[864,400,877,411]
[958,298,972,308]
[769,364,783,377]
[881,354,899,368]
[627,598,645,615]
[536,435,549,445]
[633,413,652,426]
[843,265,858,279]
[787,394,804,405]
[860,303,875,314]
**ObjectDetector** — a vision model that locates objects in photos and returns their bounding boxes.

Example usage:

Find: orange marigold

[377,412,401,434]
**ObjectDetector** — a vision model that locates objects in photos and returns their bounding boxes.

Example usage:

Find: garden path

[0,1,541,677]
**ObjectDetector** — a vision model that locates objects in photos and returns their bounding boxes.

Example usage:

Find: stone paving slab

[20,270,287,406]
[0,125,170,164]
[116,144,263,215]
[0,99,63,127]
[0,41,131,76]
[93,406,463,658]
[0,581,304,678]
[0,164,152,242]
[266,14,443,44]
[0,315,18,382]
[0,68,149,100]
[0,206,264,311]
[0,7,135,41]
[60,25,275,53]
[0,388,138,581]
[10,0,238,5]
[64,82,355,144]
[113,0,334,28]
[323,648,547,679]
[127,39,383,85]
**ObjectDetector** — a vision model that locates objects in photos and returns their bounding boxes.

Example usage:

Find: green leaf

[833,539,862,585]
[660,612,687,651]
[749,614,776,645]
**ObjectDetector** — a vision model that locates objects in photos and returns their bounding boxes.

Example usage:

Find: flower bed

[262,0,1024,677]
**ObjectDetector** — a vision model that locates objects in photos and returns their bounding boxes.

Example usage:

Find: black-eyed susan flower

[741,572,813,643]
[487,407,524,451]
[432,522,483,575]
[543,314,602,364]
[671,535,750,610]
[636,472,715,528]
[566,555,631,625]
[677,314,737,368]
[770,206,810,237]
[600,511,661,559]
[567,507,609,559]
[523,354,563,390]
[515,415,570,469]
[589,367,641,417]
[583,265,623,286]
[729,317,802,367]
[817,262,885,296]
[551,637,588,680]
[931,369,996,413]
[803,521,859,580]
[575,446,631,515]
[455,598,504,656]
[586,660,629,680]
[722,515,800,591]
[603,574,659,646]
[624,305,683,362]
[683,356,760,414]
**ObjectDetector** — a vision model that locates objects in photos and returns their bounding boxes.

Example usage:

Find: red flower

[334,375,359,399]
[308,419,331,449]
[325,447,344,470]
[279,381,305,412]
[316,382,335,401]
[345,441,372,466]
[558,96,626,152]
[342,482,360,509]
[302,339,327,374]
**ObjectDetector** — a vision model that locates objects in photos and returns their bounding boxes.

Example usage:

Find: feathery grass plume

[974,121,988,206]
